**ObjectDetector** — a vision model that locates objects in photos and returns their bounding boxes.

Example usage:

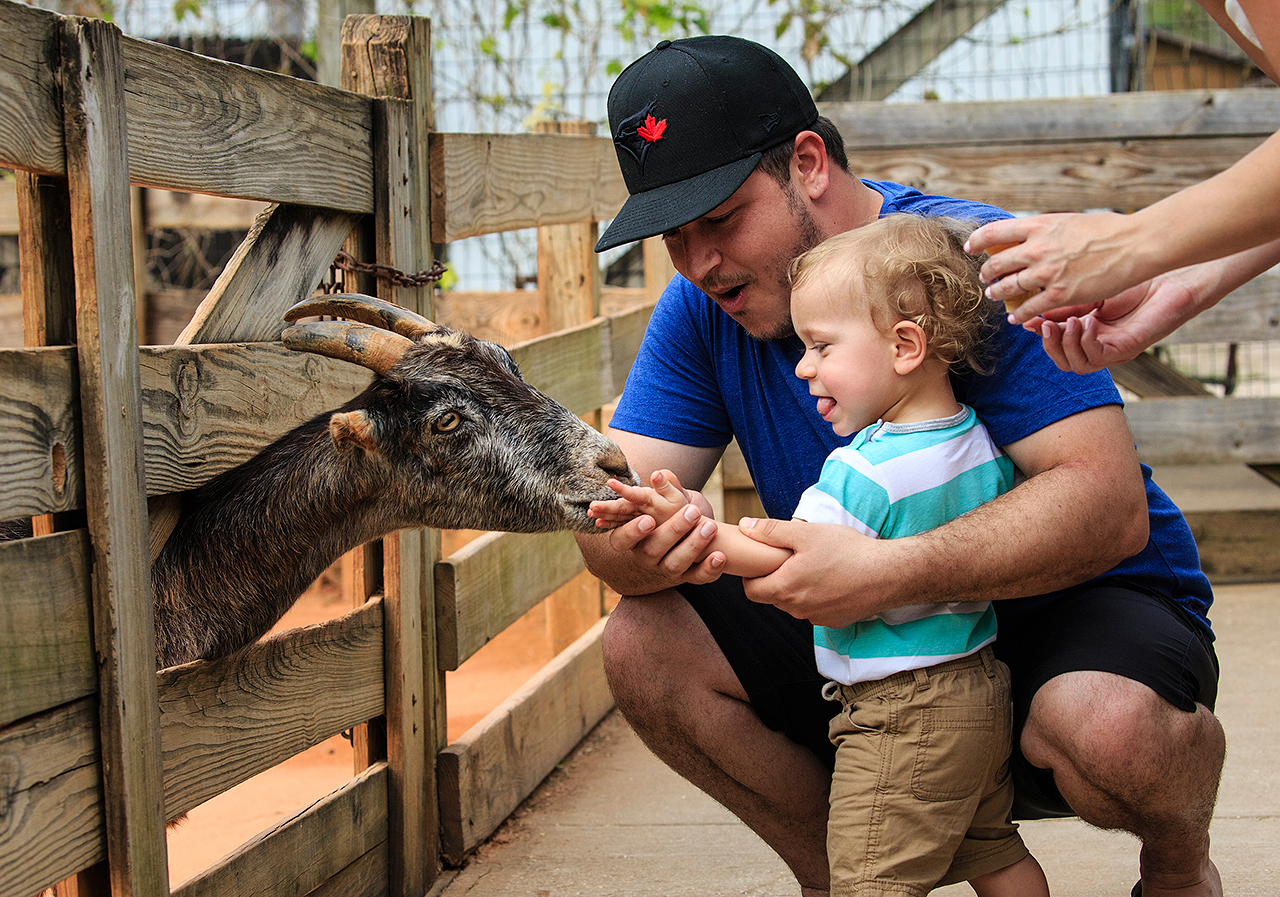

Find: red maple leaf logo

[637,114,667,143]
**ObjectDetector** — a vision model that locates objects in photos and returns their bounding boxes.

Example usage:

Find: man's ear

[329,409,379,455]
[891,321,928,375]
[792,131,830,200]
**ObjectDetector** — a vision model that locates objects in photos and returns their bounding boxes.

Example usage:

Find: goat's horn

[282,320,414,376]
[284,293,439,340]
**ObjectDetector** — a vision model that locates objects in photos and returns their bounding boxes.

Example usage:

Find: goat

[3,293,634,667]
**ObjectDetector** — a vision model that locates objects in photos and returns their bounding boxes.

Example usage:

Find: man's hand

[585,468,726,587]
[735,517,897,628]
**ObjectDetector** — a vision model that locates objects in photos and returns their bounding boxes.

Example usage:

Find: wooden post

[61,16,169,897]
[17,171,83,542]
[342,16,441,894]
[641,234,675,307]
[535,120,606,654]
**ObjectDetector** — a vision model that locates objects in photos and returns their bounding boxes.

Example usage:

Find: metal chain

[321,249,448,294]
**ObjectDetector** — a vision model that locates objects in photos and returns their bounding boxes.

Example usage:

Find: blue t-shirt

[609,179,1215,635]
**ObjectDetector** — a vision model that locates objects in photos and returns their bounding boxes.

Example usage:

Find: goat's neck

[152,416,414,666]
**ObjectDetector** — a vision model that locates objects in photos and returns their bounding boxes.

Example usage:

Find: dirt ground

[165,566,566,886]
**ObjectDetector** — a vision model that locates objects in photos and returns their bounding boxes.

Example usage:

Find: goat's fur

[4,296,634,668]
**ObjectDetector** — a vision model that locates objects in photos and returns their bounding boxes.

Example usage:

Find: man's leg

[602,590,833,895]
[1019,671,1225,897]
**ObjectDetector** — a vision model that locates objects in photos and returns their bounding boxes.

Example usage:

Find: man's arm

[575,430,728,596]
[738,405,1149,628]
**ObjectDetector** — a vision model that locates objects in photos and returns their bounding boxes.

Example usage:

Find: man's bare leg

[603,590,833,895]
[1020,671,1225,897]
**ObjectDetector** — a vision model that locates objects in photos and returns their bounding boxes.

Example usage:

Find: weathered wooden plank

[536,120,600,334]
[0,697,107,897]
[1186,509,1280,584]
[433,289,542,345]
[822,89,1280,148]
[1110,352,1212,398]
[371,92,436,897]
[845,136,1267,213]
[0,0,64,175]
[379,527,431,897]
[171,762,389,897]
[144,191,267,231]
[603,302,654,402]
[343,14,435,269]
[138,342,371,495]
[176,204,362,345]
[0,179,14,233]
[15,171,77,347]
[306,844,390,897]
[434,529,589,671]
[61,19,168,896]
[1128,396,1280,466]
[119,35,374,212]
[0,529,95,729]
[438,618,614,863]
[0,343,370,520]
[0,345,82,520]
[157,600,385,819]
[508,317,611,416]
[429,132,628,242]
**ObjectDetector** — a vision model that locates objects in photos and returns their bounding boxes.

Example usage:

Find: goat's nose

[598,443,635,483]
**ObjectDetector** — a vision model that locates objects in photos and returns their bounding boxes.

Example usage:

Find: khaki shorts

[825,646,1028,896]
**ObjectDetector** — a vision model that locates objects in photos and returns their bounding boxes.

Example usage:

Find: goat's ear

[329,410,380,455]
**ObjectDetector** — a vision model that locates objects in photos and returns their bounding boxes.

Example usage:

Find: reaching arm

[967,126,1280,324]
[737,405,1148,628]
[1026,239,1280,373]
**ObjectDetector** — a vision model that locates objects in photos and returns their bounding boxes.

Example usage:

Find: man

[578,35,1224,897]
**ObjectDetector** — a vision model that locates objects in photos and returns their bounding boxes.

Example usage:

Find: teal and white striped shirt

[794,405,1017,686]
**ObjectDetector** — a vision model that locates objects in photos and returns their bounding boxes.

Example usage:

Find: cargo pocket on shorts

[910,702,997,801]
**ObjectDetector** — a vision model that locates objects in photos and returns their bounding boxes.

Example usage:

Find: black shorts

[677,578,1220,820]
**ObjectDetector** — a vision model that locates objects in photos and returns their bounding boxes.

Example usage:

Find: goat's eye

[433,411,462,433]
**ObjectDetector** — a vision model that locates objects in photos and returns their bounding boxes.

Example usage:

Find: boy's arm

[707,523,792,579]
[590,469,791,579]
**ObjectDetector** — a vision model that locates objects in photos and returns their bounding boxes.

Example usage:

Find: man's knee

[1021,671,1223,782]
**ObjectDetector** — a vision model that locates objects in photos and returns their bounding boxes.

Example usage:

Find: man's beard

[752,187,825,342]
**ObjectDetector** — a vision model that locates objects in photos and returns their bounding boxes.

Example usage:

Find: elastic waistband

[822,644,997,704]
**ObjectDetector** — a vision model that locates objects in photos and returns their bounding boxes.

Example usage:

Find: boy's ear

[891,321,928,374]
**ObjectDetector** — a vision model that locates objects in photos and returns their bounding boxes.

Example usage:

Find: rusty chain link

[322,249,448,294]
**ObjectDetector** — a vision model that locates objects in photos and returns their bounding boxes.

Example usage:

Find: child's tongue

[816,397,836,417]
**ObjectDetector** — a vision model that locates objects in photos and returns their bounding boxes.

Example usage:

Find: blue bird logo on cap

[615,99,666,172]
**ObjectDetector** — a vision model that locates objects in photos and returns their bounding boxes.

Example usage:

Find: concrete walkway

[435,580,1279,897]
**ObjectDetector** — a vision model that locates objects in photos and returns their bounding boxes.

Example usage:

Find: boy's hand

[590,469,696,528]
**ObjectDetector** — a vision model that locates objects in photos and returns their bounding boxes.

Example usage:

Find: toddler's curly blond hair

[790,215,997,374]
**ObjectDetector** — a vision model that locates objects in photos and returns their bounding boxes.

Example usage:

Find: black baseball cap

[595,35,819,253]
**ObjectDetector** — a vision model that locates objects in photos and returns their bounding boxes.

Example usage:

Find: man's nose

[670,228,720,283]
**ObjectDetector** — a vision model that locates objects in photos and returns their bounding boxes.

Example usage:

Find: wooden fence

[0,5,671,896]
[3,4,1280,895]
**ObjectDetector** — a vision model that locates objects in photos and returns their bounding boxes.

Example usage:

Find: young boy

[592,215,1050,896]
